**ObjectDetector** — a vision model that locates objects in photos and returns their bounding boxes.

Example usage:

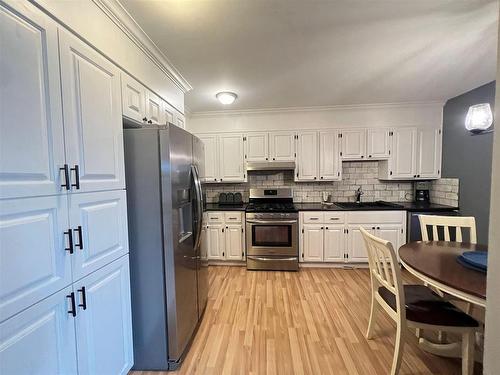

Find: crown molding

[189,101,445,118]
[92,0,192,93]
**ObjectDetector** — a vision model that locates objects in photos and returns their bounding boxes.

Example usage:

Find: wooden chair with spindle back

[361,227,478,375]
[418,215,477,244]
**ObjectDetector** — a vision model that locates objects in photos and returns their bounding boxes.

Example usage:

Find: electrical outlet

[399,191,406,201]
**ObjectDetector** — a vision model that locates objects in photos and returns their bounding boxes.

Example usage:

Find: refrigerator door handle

[191,164,203,251]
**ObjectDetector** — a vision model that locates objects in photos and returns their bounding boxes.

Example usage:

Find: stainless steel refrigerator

[123,124,208,371]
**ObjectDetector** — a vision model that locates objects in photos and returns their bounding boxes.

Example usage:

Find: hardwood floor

[132,266,480,375]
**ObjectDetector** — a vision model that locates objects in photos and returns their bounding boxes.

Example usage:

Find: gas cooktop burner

[245,202,297,212]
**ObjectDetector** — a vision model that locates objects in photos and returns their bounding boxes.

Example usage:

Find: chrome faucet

[355,186,364,203]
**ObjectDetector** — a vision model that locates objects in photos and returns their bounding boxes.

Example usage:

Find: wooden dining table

[399,241,487,307]
[399,241,487,359]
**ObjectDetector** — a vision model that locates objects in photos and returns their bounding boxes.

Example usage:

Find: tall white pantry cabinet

[0,2,133,374]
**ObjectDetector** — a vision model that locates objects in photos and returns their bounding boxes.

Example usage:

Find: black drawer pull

[74,226,84,250]
[60,164,70,190]
[67,292,76,317]
[64,230,74,254]
[78,286,87,310]
[71,165,80,190]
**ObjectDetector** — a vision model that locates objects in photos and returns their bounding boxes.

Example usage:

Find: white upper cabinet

[69,191,129,281]
[59,30,125,193]
[75,256,133,375]
[269,131,296,161]
[319,130,341,181]
[175,112,186,129]
[120,73,146,124]
[417,129,441,179]
[296,131,318,181]
[198,135,218,182]
[0,286,78,374]
[145,90,163,125]
[0,196,71,322]
[0,2,65,199]
[340,129,366,160]
[245,133,269,162]
[366,128,390,159]
[162,100,175,125]
[390,128,418,179]
[218,134,245,182]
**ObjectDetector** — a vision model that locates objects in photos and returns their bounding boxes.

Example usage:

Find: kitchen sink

[334,201,404,209]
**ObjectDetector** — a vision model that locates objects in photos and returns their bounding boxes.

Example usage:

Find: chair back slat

[360,227,405,317]
[419,215,477,244]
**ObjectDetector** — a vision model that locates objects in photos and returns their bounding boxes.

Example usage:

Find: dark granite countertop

[295,202,458,212]
[205,202,458,212]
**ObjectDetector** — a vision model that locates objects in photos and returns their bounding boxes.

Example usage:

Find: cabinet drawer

[207,212,224,223]
[302,212,324,223]
[324,212,345,223]
[224,212,243,223]
[347,211,405,224]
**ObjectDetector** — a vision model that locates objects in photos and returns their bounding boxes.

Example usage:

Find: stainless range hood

[246,161,296,171]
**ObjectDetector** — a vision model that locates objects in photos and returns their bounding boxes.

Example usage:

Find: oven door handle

[247,256,298,262]
[246,219,297,225]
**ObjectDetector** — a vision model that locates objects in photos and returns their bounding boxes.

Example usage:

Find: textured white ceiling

[120,0,498,113]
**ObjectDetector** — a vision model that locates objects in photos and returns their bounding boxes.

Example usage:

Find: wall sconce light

[465,103,494,135]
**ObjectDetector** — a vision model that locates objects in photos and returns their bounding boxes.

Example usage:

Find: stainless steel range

[245,188,298,271]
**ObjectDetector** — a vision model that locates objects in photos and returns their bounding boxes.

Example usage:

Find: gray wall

[442,81,495,244]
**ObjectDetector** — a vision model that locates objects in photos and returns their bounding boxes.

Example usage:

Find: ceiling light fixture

[216,91,237,105]
[465,103,494,135]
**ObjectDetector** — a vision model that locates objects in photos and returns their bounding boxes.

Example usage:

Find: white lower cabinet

[206,212,245,261]
[300,211,406,264]
[302,224,324,262]
[0,286,78,375]
[75,255,133,375]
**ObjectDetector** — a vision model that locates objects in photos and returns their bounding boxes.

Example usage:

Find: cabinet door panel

[198,135,218,182]
[341,130,366,160]
[69,191,129,281]
[0,2,65,199]
[0,196,71,322]
[296,131,318,181]
[0,286,78,375]
[225,225,244,260]
[392,128,417,179]
[207,225,224,259]
[218,134,245,182]
[59,30,125,192]
[269,131,295,161]
[376,225,403,260]
[302,225,324,262]
[163,100,175,125]
[245,133,269,162]
[324,225,345,262]
[175,112,185,129]
[145,90,163,125]
[347,226,373,262]
[367,129,390,159]
[75,256,133,375]
[319,130,341,181]
[121,73,145,123]
[417,129,441,179]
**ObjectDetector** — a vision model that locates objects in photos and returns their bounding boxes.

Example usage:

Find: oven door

[246,219,298,256]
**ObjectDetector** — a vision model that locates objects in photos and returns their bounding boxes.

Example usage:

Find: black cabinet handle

[60,164,70,190]
[64,230,74,254]
[320,176,324,179]
[369,155,372,158]
[372,226,376,230]
[77,286,87,310]
[71,165,80,190]
[214,178,217,181]
[265,157,268,160]
[377,226,380,230]
[361,155,364,158]
[314,177,317,180]
[67,292,76,317]
[417,174,420,178]
[74,226,84,250]
[273,158,275,160]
